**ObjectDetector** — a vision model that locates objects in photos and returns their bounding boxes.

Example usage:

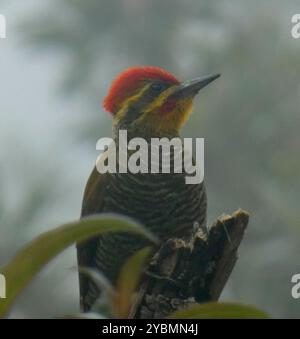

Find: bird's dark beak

[172,73,221,99]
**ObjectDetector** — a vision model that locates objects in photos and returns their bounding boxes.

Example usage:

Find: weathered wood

[129,209,249,319]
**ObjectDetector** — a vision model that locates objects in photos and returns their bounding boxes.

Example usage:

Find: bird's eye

[151,83,163,92]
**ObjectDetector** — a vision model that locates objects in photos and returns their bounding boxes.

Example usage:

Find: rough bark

[129,209,249,319]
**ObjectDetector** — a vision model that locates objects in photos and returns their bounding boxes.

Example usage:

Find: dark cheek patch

[160,99,177,113]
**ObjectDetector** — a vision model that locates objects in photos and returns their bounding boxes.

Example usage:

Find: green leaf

[0,214,157,318]
[168,302,269,319]
[113,247,152,319]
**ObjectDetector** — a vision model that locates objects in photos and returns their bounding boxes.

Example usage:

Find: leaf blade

[113,247,152,319]
[0,214,157,318]
[168,302,269,319]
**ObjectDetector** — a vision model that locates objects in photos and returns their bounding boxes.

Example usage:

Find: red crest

[103,66,180,114]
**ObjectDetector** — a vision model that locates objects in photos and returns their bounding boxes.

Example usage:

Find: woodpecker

[77,66,220,311]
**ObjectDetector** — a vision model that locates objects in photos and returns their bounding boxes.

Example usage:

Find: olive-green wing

[76,165,110,311]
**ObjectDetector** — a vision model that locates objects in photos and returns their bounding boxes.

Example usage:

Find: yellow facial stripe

[143,87,175,113]
[114,82,152,121]
[112,81,194,134]
[134,96,194,134]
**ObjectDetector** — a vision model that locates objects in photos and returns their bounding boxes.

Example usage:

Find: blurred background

[0,0,299,318]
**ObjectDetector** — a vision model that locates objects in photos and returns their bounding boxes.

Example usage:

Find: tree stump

[129,209,249,319]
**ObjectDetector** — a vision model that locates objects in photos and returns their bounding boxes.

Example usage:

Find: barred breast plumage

[77,148,207,311]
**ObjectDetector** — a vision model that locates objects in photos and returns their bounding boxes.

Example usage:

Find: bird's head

[103,66,220,137]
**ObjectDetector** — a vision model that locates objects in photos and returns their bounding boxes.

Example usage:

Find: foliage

[168,302,269,319]
[0,215,267,319]
[0,214,156,318]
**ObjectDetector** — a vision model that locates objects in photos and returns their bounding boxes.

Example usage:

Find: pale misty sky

[0,1,88,317]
